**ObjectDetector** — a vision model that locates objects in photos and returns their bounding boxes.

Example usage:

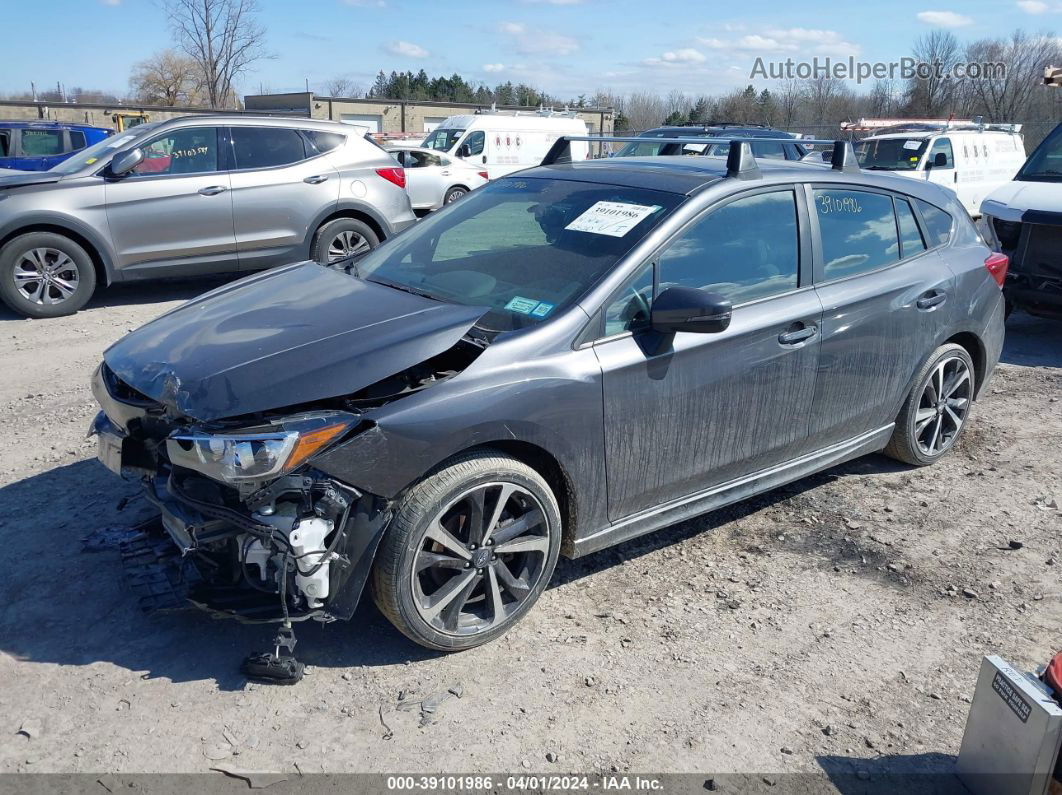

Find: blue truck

[0,121,112,171]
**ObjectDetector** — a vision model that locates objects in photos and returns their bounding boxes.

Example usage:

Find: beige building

[0,93,613,137]
[243,92,614,137]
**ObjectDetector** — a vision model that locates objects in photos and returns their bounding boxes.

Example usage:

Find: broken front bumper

[90,410,391,624]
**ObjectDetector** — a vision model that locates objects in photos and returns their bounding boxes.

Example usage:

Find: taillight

[375,167,405,189]
[478,171,489,180]
[984,252,1009,287]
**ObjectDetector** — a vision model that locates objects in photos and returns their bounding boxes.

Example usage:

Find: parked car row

[0,120,112,171]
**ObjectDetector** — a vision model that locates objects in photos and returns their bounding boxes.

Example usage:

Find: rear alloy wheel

[443,186,467,205]
[0,232,96,318]
[885,343,975,466]
[311,218,379,265]
[372,450,562,650]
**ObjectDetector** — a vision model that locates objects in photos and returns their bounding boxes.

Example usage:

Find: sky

[2,0,1058,101]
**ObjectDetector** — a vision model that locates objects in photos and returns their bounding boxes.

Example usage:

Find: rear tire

[371,450,562,651]
[0,232,96,318]
[443,186,468,205]
[884,343,975,466]
[310,218,379,265]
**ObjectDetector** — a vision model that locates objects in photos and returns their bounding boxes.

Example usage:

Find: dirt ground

[0,279,1058,789]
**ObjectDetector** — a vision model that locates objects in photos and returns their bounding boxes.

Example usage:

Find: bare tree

[965,31,1062,121]
[905,31,961,117]
[775,78,801,129]
[130,49,203,106]
[323,76,362,98]
[624,91,666,132]
[163,0,270,108]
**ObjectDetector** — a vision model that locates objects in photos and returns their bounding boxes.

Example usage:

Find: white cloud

[483,63,506,73]
[99,0,121,5]
[387,40,429,58]
[697,27,861,57]
[497,21,580,55]
[916,10,974,27]
[521,0,585,4]
[1017,0,1050,11]
[643,48,707,67]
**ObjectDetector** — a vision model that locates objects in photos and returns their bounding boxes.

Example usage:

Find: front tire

[884,343,975,466]
[0,232,97,318]
[371,450,562,651]
[311,218,379,265]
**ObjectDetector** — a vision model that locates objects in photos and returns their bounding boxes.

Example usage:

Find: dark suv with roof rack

[614,124,808,160]
[89,136,1005,676]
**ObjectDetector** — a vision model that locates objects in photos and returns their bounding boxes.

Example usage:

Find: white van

[855,123,1026,217]
[421,110,589,179]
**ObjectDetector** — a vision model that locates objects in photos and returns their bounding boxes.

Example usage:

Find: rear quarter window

[915,199,953,247]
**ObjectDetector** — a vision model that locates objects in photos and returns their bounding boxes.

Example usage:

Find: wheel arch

[427,440,580,557]
[944,331,987,398]
[0,221,115,287]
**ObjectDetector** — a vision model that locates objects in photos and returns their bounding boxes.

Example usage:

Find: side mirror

[109,148,144,176]
[651,286,732,334]
[932,152,948,168]
[456,144,471,158]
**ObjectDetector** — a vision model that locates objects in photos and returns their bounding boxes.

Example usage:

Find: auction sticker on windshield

[565,201,660,237]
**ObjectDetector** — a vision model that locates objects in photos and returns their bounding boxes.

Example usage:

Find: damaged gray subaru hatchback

[91,139,1005,680]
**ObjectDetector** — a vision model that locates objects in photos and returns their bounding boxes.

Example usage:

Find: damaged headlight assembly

[166,411,358,486]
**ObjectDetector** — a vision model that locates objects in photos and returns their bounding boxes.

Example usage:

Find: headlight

[166,411,358,483]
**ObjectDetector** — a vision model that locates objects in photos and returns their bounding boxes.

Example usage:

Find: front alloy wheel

[372,450,562,650]
[14,248,81,306]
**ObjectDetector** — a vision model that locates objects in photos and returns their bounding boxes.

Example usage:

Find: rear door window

[0,130,9,157]
[20,129,63,156]
[896,198,927,259]
[814,189,899,280]
[657,189,800,304]
[231,127,307,169]
[68,130,87,151]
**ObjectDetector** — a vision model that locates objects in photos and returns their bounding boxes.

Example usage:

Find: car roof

[157,114,353,132]
[0,120,111,131]
[519,155,959,204]
[641,125,797,139]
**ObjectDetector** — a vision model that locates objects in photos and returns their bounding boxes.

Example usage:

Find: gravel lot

[0,280,1059,788]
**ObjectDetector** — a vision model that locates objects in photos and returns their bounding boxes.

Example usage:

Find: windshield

[856,138,927,171]
[49,123,161,174]
[422,128,464,152]
[1018,124,1062,180]
[351,177,683,331]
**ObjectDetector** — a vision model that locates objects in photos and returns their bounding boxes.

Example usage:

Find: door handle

[197,185,227,196]
[304,175,329,184]
[440,170,451,176]
[778,325,817,345]
[917,291,947,310]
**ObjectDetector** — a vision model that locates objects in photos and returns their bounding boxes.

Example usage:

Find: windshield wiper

[366,277,442,302]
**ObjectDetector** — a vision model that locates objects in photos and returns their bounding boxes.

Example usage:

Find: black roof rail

[541,135,860,176]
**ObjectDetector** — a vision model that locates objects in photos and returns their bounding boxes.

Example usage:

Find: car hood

[0,170,64,189]
[103,261,487,422]
[981,179,1062,221]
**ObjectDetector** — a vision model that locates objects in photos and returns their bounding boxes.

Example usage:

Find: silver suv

[0,115,417,317]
